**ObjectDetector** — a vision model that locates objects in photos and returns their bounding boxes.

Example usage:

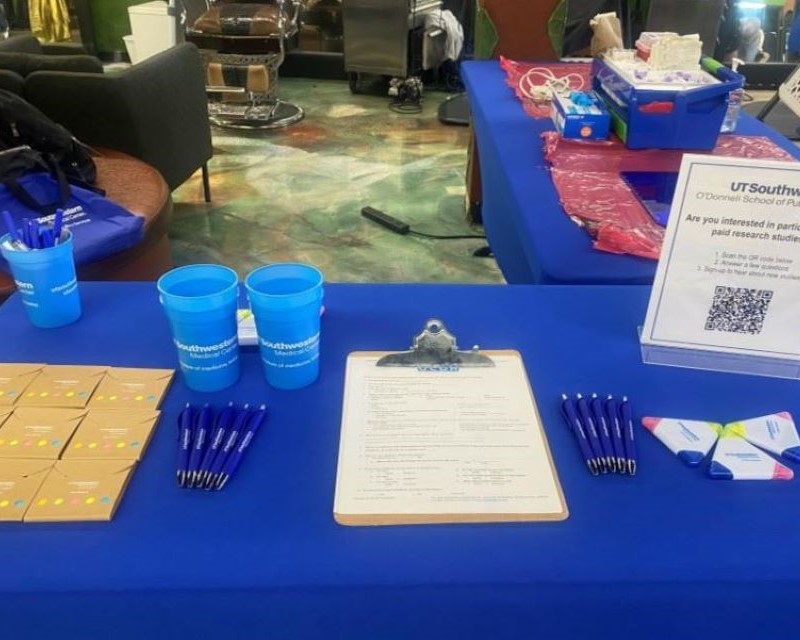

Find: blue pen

[20,220,31,248]
[591,393,617,473]
[28,220,40,249]
[560,394,598,476]
[605,395,627,473]
[619,397,637,475]
[2,210,20,243]
[187,404,214,488]
[177,403,195,487]
[53,208,64,242]
[216,404,268,490]
[576,393,607,473]
[205,404,251,489]
[197,402,237,485]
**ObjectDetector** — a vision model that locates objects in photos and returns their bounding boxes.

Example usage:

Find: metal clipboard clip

[376,319,495,368]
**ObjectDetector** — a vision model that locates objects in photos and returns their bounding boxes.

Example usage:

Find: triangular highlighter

[727,412,800,464]
[709,429,793,480]
[641,417,722,466]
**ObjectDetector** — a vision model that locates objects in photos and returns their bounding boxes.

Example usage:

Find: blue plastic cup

[245,263,323,390]
[158,264,240,392]
[1,231,81,329]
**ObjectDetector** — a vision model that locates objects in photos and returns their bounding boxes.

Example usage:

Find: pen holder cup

[158,264,241,393]
[1,231,81,329]
[245,263,324,390]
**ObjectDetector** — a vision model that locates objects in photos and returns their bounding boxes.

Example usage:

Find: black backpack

[0,88,96,185]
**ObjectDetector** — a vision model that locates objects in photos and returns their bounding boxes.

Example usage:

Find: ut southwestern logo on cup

[173,335,239,372]
[259,332,320,369]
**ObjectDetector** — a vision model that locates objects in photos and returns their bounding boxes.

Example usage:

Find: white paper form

[333,353,567,525]
[642,155,800,364]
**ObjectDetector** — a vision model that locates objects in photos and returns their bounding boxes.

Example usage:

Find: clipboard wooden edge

[333,350,569,526]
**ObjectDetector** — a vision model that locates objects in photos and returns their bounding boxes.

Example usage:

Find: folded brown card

[89,368,174,410]
[0,459,53,522]
[63,409,161,461]
[18,366,107,408]
[0,408,87,459]
[24,460,136,522]
[0,363,45,407]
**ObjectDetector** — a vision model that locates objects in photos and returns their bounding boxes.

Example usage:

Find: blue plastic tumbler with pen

[560,393,637,476]
[176,402,268,491]
[0,208,81,328]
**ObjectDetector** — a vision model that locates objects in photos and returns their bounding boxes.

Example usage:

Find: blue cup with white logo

[158,264,240,392]
[1,231,81,328]
[245,263,323,390]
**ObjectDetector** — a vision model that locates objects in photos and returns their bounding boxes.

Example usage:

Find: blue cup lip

[245,263,324,300]
[0,230,75,262]
[157,263,239,302]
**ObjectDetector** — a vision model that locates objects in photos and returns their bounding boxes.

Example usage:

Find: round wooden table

[0,151,173,300]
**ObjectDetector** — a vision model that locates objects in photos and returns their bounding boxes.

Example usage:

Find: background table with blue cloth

[463,60,800,285]
[2,282,800,639]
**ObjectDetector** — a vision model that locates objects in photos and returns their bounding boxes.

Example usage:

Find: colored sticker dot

[37,439,47,447]
[69,498,78,506]
[0,500,9,508]
[109,395,118,401]
[52,393,60,397]
[95,395,105,401]
[23,441,31,447]
[65,391,75,398]
[39,392,48,397]
[51,440,61,447]
[100,496,111,505]
[37,498,48,506]
[85,497,95,505]
[135,395,144,401]
[26,392,35,397]
[88,442,97,449]
[102,443,112,449]
[13,500,25,509]
[9,440,18,446]
[130,442,140,448]
[0,439,5,446]
[116,442,126,449]
[6,391,16,397]
[147,395,157,402]
[73,442,83,449]
[53,498,64,506]
[78,391,88,397]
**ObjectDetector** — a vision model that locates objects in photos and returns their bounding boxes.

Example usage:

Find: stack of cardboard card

[0,363,174,522]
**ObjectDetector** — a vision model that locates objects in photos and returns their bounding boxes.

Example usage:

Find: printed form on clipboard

[333,319,568,526]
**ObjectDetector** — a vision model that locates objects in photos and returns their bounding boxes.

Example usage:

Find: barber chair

[185,0,304,129]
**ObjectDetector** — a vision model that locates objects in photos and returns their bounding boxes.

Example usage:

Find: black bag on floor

[0,88,96,185]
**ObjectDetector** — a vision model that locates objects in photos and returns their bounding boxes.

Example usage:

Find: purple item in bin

[245,263,323,390]
[0,230,81,328]
[158,264,240,393]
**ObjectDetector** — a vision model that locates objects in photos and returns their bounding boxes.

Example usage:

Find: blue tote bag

[0,162,144,274]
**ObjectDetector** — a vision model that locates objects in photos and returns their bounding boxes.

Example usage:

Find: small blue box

[551,91,611,141]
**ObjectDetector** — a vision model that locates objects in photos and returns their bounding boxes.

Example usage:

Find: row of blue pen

[178,403,268,491]
[560,394,637,476]
[2,209,64,250]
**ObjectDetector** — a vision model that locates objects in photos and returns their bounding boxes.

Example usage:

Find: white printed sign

[641,155,800,376]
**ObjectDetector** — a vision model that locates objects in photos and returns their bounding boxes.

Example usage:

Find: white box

[127,1,176,63]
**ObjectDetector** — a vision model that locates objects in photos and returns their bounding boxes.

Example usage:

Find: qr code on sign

[704,286,773,335]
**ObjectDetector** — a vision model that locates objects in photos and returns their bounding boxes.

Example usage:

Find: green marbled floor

[171,78,504,284]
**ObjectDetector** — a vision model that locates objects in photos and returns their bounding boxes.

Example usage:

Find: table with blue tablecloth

[462,60,800,285]
[1,282,800,639]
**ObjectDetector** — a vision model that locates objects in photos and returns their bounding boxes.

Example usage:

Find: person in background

[28,0,70,43]
[785,0,800,61]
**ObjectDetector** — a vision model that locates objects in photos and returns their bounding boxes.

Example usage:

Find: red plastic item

[500,57,592,119]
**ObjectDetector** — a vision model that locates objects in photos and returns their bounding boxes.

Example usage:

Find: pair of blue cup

[158,263,323,392]
[0,232,81,329]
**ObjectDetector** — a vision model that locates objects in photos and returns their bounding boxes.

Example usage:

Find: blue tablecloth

[2,282,800,639]
[463,60,800,284]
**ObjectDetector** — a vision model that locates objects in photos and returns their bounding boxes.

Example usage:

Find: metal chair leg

[202,163,211,203]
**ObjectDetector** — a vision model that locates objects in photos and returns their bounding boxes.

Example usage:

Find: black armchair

[0,37,213,201]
